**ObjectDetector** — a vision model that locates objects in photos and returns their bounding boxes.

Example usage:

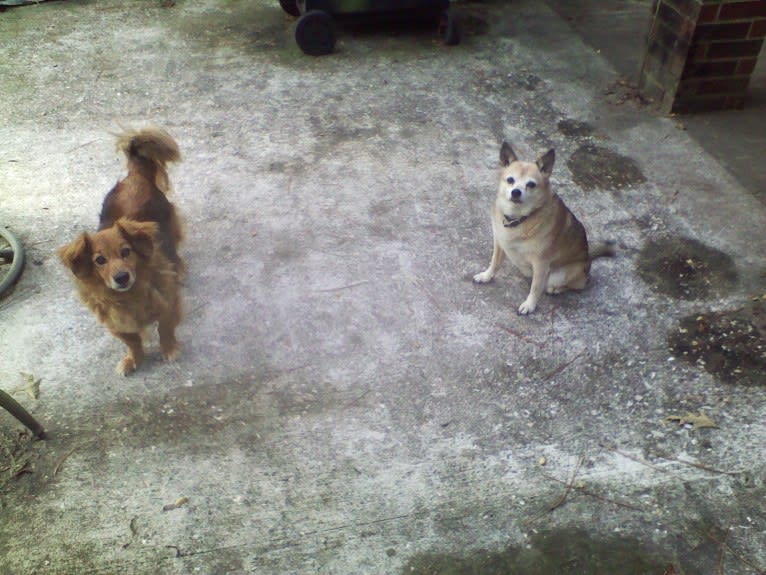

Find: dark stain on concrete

[557,119,594,138]
[636,236,738,300]
[402,529,676,575]
[567,144,646,191]
[668,300,766,386]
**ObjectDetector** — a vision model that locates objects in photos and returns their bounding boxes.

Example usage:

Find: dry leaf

[665,412,718,429]
[12,372,41,400]
[162,496,189,512]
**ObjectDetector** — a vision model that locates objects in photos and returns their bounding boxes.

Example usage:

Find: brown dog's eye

[120,247,131,258]
[94,255,107,266]
[506,176,515,185]
[527,181,537,189]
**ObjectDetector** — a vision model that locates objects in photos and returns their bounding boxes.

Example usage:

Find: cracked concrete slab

[1,1,765,574]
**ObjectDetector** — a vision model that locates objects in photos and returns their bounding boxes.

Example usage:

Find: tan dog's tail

[589,240,616,260]
[115,127,181,194]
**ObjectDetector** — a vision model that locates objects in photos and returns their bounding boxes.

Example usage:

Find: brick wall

[639,0,766,113]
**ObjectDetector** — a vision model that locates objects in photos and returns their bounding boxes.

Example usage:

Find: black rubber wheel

[279,0,300,17]
[295,10,335,56]
[0,226,24,297]
[438,10,460,46]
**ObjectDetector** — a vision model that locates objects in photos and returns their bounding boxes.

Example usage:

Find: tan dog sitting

[474,141,614,315]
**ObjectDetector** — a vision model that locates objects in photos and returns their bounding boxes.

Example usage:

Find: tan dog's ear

[536,149,555,177]
[116,219,157,259]
[58,234,93,278]
[500,141,518,167]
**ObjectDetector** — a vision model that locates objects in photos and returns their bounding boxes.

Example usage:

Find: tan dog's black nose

[113,271,131,287]
[511,189,522,202]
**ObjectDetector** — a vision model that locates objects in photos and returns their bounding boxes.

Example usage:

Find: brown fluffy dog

[59,128,184,375]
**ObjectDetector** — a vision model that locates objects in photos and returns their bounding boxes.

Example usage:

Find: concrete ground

[1,1,765,574]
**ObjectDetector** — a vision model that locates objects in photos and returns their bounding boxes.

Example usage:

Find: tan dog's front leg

[473,239,505,284]
[113,332,144,375]
[518,260,550,315]
[158,319,180,362]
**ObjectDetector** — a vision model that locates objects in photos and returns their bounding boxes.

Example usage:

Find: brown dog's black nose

[511,189,522,199]
[113,271,131,287]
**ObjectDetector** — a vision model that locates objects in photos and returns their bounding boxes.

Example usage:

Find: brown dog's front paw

[116,356,137,376]
[162,345,181,363]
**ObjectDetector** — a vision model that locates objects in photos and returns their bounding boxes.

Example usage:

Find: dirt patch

[567,144,646,191]
[557,119,594,139]
[0,428,38,496]
[668,299,766,386]
[402,529,676,574]
[636,236,738,300]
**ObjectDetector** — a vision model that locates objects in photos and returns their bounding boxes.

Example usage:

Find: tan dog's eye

[527,181,537,189]
[506,176,515,184]
[94,255,107,266]
[121,247,131,258]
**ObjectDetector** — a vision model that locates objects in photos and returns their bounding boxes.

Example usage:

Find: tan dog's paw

[473,271,493,284]
[517,298,537,315]
[162,345,181,363]
[116,356,137,376]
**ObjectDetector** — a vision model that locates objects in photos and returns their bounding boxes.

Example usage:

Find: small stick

[655,452,742,476]
[612,448,667,473]
[542,352,584,382]
[53,446,82,477]
[542,472,646,512]
[495,323,544,348]
[0,388,46,439]
[315,281,369,293]
[706,528,766,575]
[523,456,584,525]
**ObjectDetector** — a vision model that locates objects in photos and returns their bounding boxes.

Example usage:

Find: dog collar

[503,214,529,228]
[503,207,541,228]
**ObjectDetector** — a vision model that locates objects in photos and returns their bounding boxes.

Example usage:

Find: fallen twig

[524,456,583,525]
[542,352,584,382]
[612,448,668,473]
[0,388,46,439]
[315,280,370,293]
[53,447,80,477]
[541,472,646,512]
[495,323,544,348]
[706,527,766,575]
[655,452,742,476]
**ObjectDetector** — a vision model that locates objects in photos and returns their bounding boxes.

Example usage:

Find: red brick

[736,57,758,74]
[698,4,720,23]
[695,22,751,40]
[719,1,766,21]
[750,18,766,37]
[724,94,747,108]
[672,95,728,113]
[683,60,739,78]
[706,38,764,57]
[698,77,751,93]
[691,40,710,59]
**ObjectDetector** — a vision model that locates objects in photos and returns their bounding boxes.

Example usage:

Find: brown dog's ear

[58,233,93,279]
[116,218,157,259]
[500,141,518,167]
[536,148,555,177]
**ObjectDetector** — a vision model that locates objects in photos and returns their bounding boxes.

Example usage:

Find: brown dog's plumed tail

[589,240,616,260]
[115,127,181,194]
